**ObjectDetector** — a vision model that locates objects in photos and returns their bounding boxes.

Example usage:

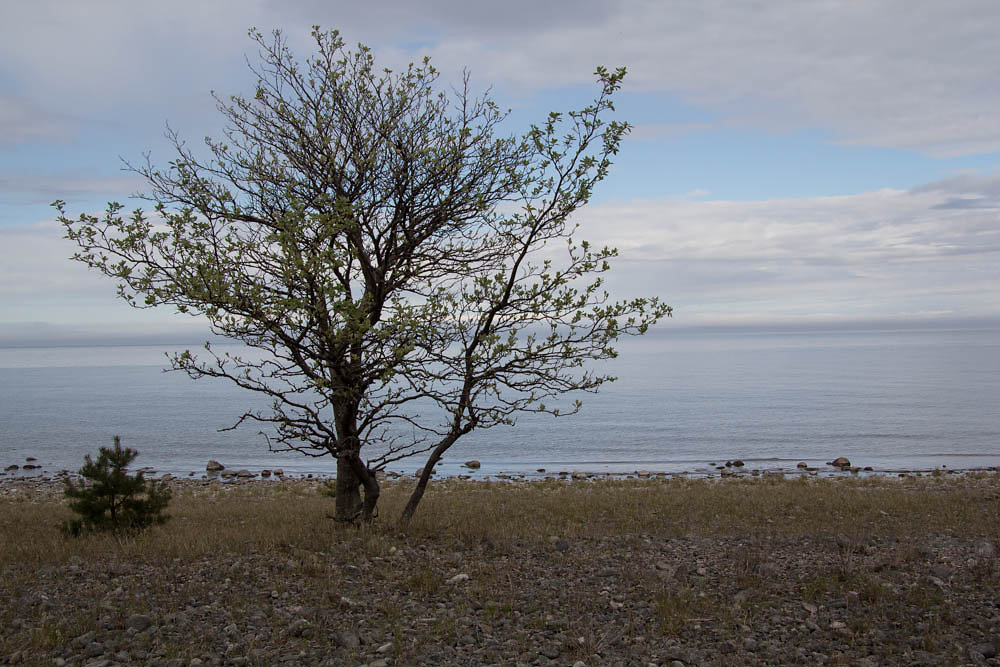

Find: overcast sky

[2,0,999,344]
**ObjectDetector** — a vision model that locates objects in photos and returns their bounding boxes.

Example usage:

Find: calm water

[1,326,999,479]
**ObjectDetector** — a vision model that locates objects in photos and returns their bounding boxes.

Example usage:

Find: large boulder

[463,460,481,469]
[206,460,225,472]
[829,457,851,468]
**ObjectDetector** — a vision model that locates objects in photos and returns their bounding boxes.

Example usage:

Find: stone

[287,618,312,638]
[463,460,481,469]
[636,470,651,478]
[829,457,851,468]
[796,461,808,469]
[22,464,40,470]
[335,629,360,649]
[85,641,105,658]
[72,631,96,649]
[235,469,255,478]
[731,459,745,467]
[447,573,470,584]
[554,538,570,553]
[260,469,271,478]
[206,460,225,472]
[539,644,561,659]
[971,642,996,659]
[376,642,393,654]
[126,614,152,632]
[368,661,389,667]
[4,465,17,471]
[220,469,237,478]
[273,468,284,477]
[25,457,37,462]
[976,540,996,559]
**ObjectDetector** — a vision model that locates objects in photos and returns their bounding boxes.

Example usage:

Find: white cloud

[4,1,1000,155]
[368,1,1000,157]
[2,174,998,340]
[572,179,1000,324]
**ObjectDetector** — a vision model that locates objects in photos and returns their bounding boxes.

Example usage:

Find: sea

[2,325,999,480]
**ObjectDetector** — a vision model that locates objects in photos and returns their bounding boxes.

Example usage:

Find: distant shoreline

[3,461,998,494]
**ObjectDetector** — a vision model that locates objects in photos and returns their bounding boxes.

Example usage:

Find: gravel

[2,479,1000,665]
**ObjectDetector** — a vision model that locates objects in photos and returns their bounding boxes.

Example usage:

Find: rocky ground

[2,478,999,666]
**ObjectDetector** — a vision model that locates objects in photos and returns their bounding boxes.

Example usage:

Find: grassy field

[2,472,998,566]
[2,473,999,665]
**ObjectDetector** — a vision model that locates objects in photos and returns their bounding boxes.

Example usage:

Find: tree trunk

[399,433,459,524]
[398,461,434,525]
[344,453,380,524]
[334,454,363,522]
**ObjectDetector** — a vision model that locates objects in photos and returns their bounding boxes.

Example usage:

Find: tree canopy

[57,27,670,523]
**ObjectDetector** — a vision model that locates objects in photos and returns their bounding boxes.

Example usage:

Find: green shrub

[62,436,171,536]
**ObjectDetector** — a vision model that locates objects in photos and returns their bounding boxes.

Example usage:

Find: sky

[2,0,999,345]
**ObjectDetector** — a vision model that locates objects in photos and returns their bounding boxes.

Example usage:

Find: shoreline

[1,462,997,501]
[2,457,998,483]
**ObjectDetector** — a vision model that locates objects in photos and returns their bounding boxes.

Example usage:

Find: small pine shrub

[62,435,172,537]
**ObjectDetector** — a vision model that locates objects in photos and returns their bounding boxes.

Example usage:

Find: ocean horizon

[2,324,998,480]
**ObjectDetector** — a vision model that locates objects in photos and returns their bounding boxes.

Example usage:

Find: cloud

[0,95,74,146]
[571,181,1000,324]
[911,172,1000,210]
[2,173,998,340]
[0,170,145,207]
[4,2,1000,156]
[407,1,1000,157]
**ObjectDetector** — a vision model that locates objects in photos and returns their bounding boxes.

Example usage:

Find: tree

[62,436,171,536]
[57,27,670,524]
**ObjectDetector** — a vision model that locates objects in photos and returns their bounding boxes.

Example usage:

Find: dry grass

[2,473,999,665]
[1,473,997,567]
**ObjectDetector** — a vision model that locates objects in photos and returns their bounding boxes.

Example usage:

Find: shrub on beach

[61,436,171,537]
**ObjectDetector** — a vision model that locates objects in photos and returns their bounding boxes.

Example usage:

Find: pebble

[287,618,312,638]
[126,614,152,631]
[335,630,361,649]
